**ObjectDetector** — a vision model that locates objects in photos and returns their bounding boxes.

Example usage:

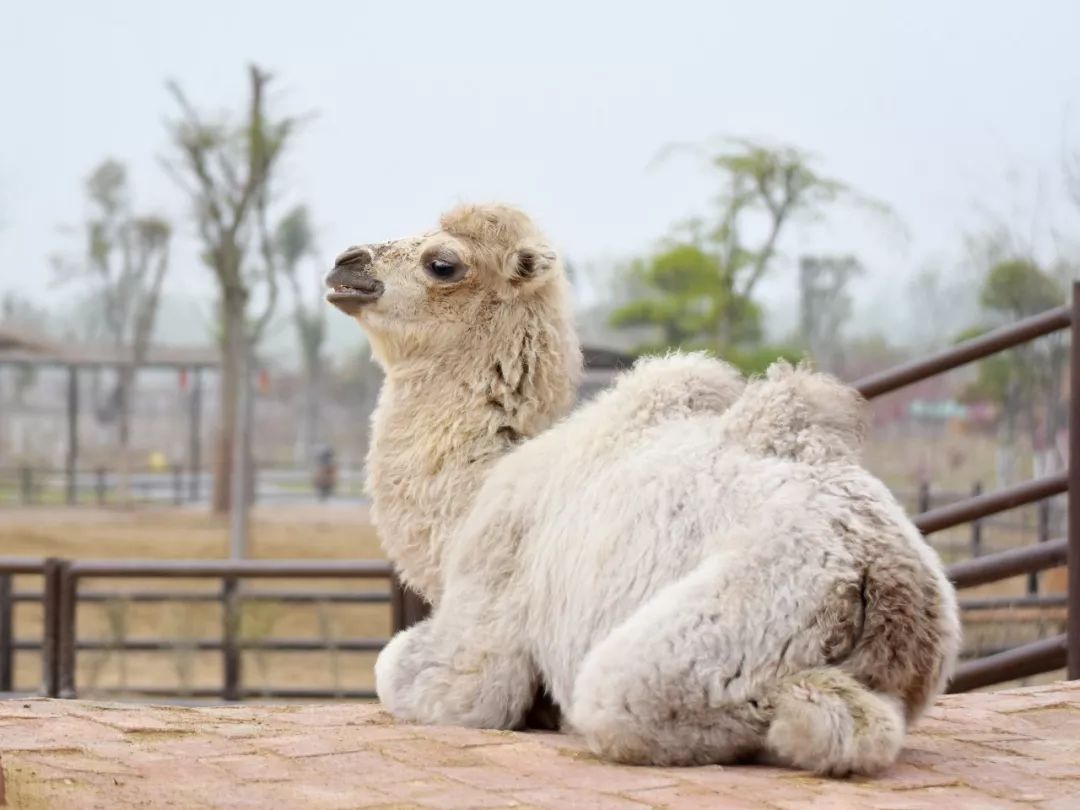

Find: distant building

[580,346,635,401]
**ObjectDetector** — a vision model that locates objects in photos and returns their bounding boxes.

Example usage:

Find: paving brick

[510,786,653,809]
[377,738,491,767]
[375,776,519,808]
[628,783,774,809]
[1,682,1078,809]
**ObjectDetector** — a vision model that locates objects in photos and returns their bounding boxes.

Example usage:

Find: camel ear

[503,242,559,287]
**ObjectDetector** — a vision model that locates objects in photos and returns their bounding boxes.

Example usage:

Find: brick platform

[1,682,1079,809]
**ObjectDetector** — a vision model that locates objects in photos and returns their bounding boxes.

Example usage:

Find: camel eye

[425,257,467,283]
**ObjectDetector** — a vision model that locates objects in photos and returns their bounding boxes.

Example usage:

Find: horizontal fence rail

[0,556,407,701]
[14,638,388,653]
[947,538,1068,590]
[948,635,1068,694]
[56,558,400,700]
[852,304,1071,399]
[914,474,1068,535]
[66,559,394,578]
[11,588,392,605]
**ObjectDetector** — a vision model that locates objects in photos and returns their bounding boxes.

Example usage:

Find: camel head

[325,204,569,367]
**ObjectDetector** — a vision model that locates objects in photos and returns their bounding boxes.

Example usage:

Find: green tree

[612,138,883,370]
[962,258,1067,484]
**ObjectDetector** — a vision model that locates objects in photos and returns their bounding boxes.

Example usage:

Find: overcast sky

[2,0,1079,357]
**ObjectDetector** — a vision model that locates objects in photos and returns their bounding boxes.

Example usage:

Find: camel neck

[365,296,582,602]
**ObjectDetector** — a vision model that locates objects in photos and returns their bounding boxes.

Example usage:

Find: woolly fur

[341,205,960,776]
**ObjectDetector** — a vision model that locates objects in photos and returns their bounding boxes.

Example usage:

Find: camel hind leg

[567,543,904,774]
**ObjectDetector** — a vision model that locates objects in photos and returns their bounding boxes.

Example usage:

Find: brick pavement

[1,681,1078,809]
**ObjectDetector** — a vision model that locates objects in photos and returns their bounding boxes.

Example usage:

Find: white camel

[325,204,960,775]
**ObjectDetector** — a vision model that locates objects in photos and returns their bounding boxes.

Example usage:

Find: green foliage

[612,138,876,368]
[961,259,1066,441]
[275,205,316,270]
[725,344,806,376]
[955,326,1014,406]
[609,246,762,348]
[980,259,1063,317]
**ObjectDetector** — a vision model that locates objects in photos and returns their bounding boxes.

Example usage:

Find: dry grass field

[1,505,390,699]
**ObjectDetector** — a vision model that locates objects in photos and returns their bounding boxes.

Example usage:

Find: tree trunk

[213,294,243,514]
[229,330,254,558]
[116,364,135,507]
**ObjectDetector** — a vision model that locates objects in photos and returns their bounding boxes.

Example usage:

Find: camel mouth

[326,282,383,314]
[324,260,384,315]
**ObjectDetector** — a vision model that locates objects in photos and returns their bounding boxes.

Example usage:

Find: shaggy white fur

[331,205,960,776]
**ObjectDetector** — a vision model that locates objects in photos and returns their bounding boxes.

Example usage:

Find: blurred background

[1,0,1078,700]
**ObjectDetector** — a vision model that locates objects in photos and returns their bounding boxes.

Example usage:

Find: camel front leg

[375,588,536,729]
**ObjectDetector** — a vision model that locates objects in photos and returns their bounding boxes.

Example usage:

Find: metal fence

[1,287,1079,701]
[0,465,368,507]
[0,557,424,700]
[851,286,1079,688]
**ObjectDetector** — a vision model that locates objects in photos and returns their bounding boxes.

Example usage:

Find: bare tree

[55,159,171,503]
[798,255,863,374]
[163,65,303,533]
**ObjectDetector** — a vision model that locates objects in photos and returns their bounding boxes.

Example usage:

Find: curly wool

[376,353,960,775]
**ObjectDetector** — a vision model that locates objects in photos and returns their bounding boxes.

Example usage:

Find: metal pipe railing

[852,304,1071,399]
[55,558,401,700]
[1069,283,1080,680]
[960,594,1067,611]
[948,634,1067,694]
[15,637,389,653]
[11,588,392,604]
[914,474,1068,535]
[4,290,1079,697]
[68,559,395,578]
[947,538,1068,590]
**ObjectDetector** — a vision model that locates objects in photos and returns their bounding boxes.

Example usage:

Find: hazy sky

[2,0,1080,356]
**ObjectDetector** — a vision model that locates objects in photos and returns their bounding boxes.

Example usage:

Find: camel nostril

[334,245,374,268]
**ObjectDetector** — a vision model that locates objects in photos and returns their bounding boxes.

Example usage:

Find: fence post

[20,466,32,505]
[390,575,431,633]
[172,464,183,506]
[41,558,62,698]
[95,467,107,506]
[0,574,13,692]
[1068,281,1080,679]
[971,481,984,558]
[188,366,202,503]
[917,481,931,513]
[222,577,241,701]
[1029,500,1051,596]
[57,561,77,698]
